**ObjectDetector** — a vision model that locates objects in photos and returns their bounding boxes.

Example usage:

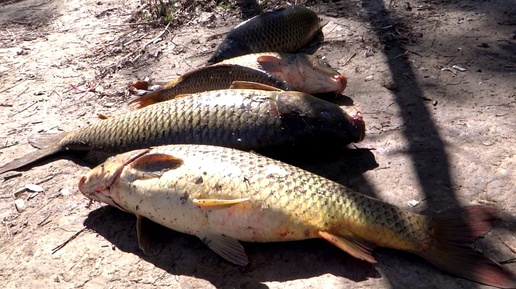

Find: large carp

[129,53,348,109]
[0,88,365,174]
[79,144,516,289]
[207,6,324,65]
[128,64,295,109]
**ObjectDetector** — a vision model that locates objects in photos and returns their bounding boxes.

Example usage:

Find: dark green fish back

[207,6,322,64]
[62,89,359,154]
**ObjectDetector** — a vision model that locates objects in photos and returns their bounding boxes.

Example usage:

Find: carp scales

[79,144,516,289]
[129,53,348,109]
[218,52,347,95]
[207,6,324,65]
[128,64,295,109]
[0,88,365,174]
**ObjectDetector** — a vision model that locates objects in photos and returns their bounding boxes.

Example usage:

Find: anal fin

[318,231,377,263]
[198,231,248,266]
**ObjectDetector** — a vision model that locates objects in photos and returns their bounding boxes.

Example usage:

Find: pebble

[365,75,374,82]
[25,184,43,192]
[60,188,71,196]
[407,199,420,207]
[15,199,26,212]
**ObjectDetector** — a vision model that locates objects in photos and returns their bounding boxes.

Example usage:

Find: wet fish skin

[128,64,295,109]
[219,52,347,95]
[79,144,516,289]
[207,6,323,65]
[0,89,364,174]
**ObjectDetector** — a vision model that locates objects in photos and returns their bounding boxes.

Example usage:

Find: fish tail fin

[127,90,161,109]
[0,132,66,174]
[417,206,516,288]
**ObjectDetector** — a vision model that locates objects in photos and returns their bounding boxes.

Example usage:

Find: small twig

[10,101,37,117]
[2,172,22,181]
[71,81,98,93]
[142,20,171,50]
[14,86,29,99]
[343,52,356,66]
[36,174,57,185]
[38,213,52,227]
[108,22,162,27]
[0,141,18,150]
[0,80,26,94]
[404,48,423,57]
[51,227,87,254]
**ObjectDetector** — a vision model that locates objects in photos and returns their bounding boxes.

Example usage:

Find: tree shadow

[0,0,63,28]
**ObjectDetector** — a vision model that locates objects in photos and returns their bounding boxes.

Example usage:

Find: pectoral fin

[229,81,283,91]
[318,231,377,263]
[256,55,285,73]
[136,215,162,256]
[198,231,248,266]
[193,197,250,208]
[130,153,184,180]
[97,113,110,120]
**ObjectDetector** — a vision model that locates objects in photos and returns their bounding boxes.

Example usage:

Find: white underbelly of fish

[115,181,316,242]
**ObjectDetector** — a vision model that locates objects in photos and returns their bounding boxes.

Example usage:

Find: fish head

[78,149,151,211]
[342,106,366,142]
[296,54,347,95]
[276,92,365,144]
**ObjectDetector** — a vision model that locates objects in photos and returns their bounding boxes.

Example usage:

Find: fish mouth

[350,110,366,142]
[302,69,347,95]
[299,54,347,95]
[78,174,126,211]
[78,149,151,211]
[334,75,348,95]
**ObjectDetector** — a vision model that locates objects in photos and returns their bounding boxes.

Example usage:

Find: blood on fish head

[78,149,151,210]
[296,54,347,95]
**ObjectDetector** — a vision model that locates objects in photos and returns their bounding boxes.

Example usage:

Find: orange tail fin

[127,90,161,109]
[418,206,516,288]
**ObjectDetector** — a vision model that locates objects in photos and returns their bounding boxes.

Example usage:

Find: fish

[127,64,295,109]
[129,53,348,109]
[78,144,516,289]
[0,87,365,174]
[218,52,347,95]
[207,6,324,65]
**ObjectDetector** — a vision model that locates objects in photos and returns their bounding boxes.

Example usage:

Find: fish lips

[78,172,126,211]
[78,149,151,211]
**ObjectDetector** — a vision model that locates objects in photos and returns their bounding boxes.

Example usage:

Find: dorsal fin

[229,81,283,91]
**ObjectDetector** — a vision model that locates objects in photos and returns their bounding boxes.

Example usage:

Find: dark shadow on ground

[354,0,515,288]
[84,206,380,289]
[234,0,262,19]
[0,0,63,27]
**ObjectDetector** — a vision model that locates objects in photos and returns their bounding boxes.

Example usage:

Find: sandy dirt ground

[0,0,515,288]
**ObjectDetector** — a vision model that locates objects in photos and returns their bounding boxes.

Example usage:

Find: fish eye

[320,111,332,119]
